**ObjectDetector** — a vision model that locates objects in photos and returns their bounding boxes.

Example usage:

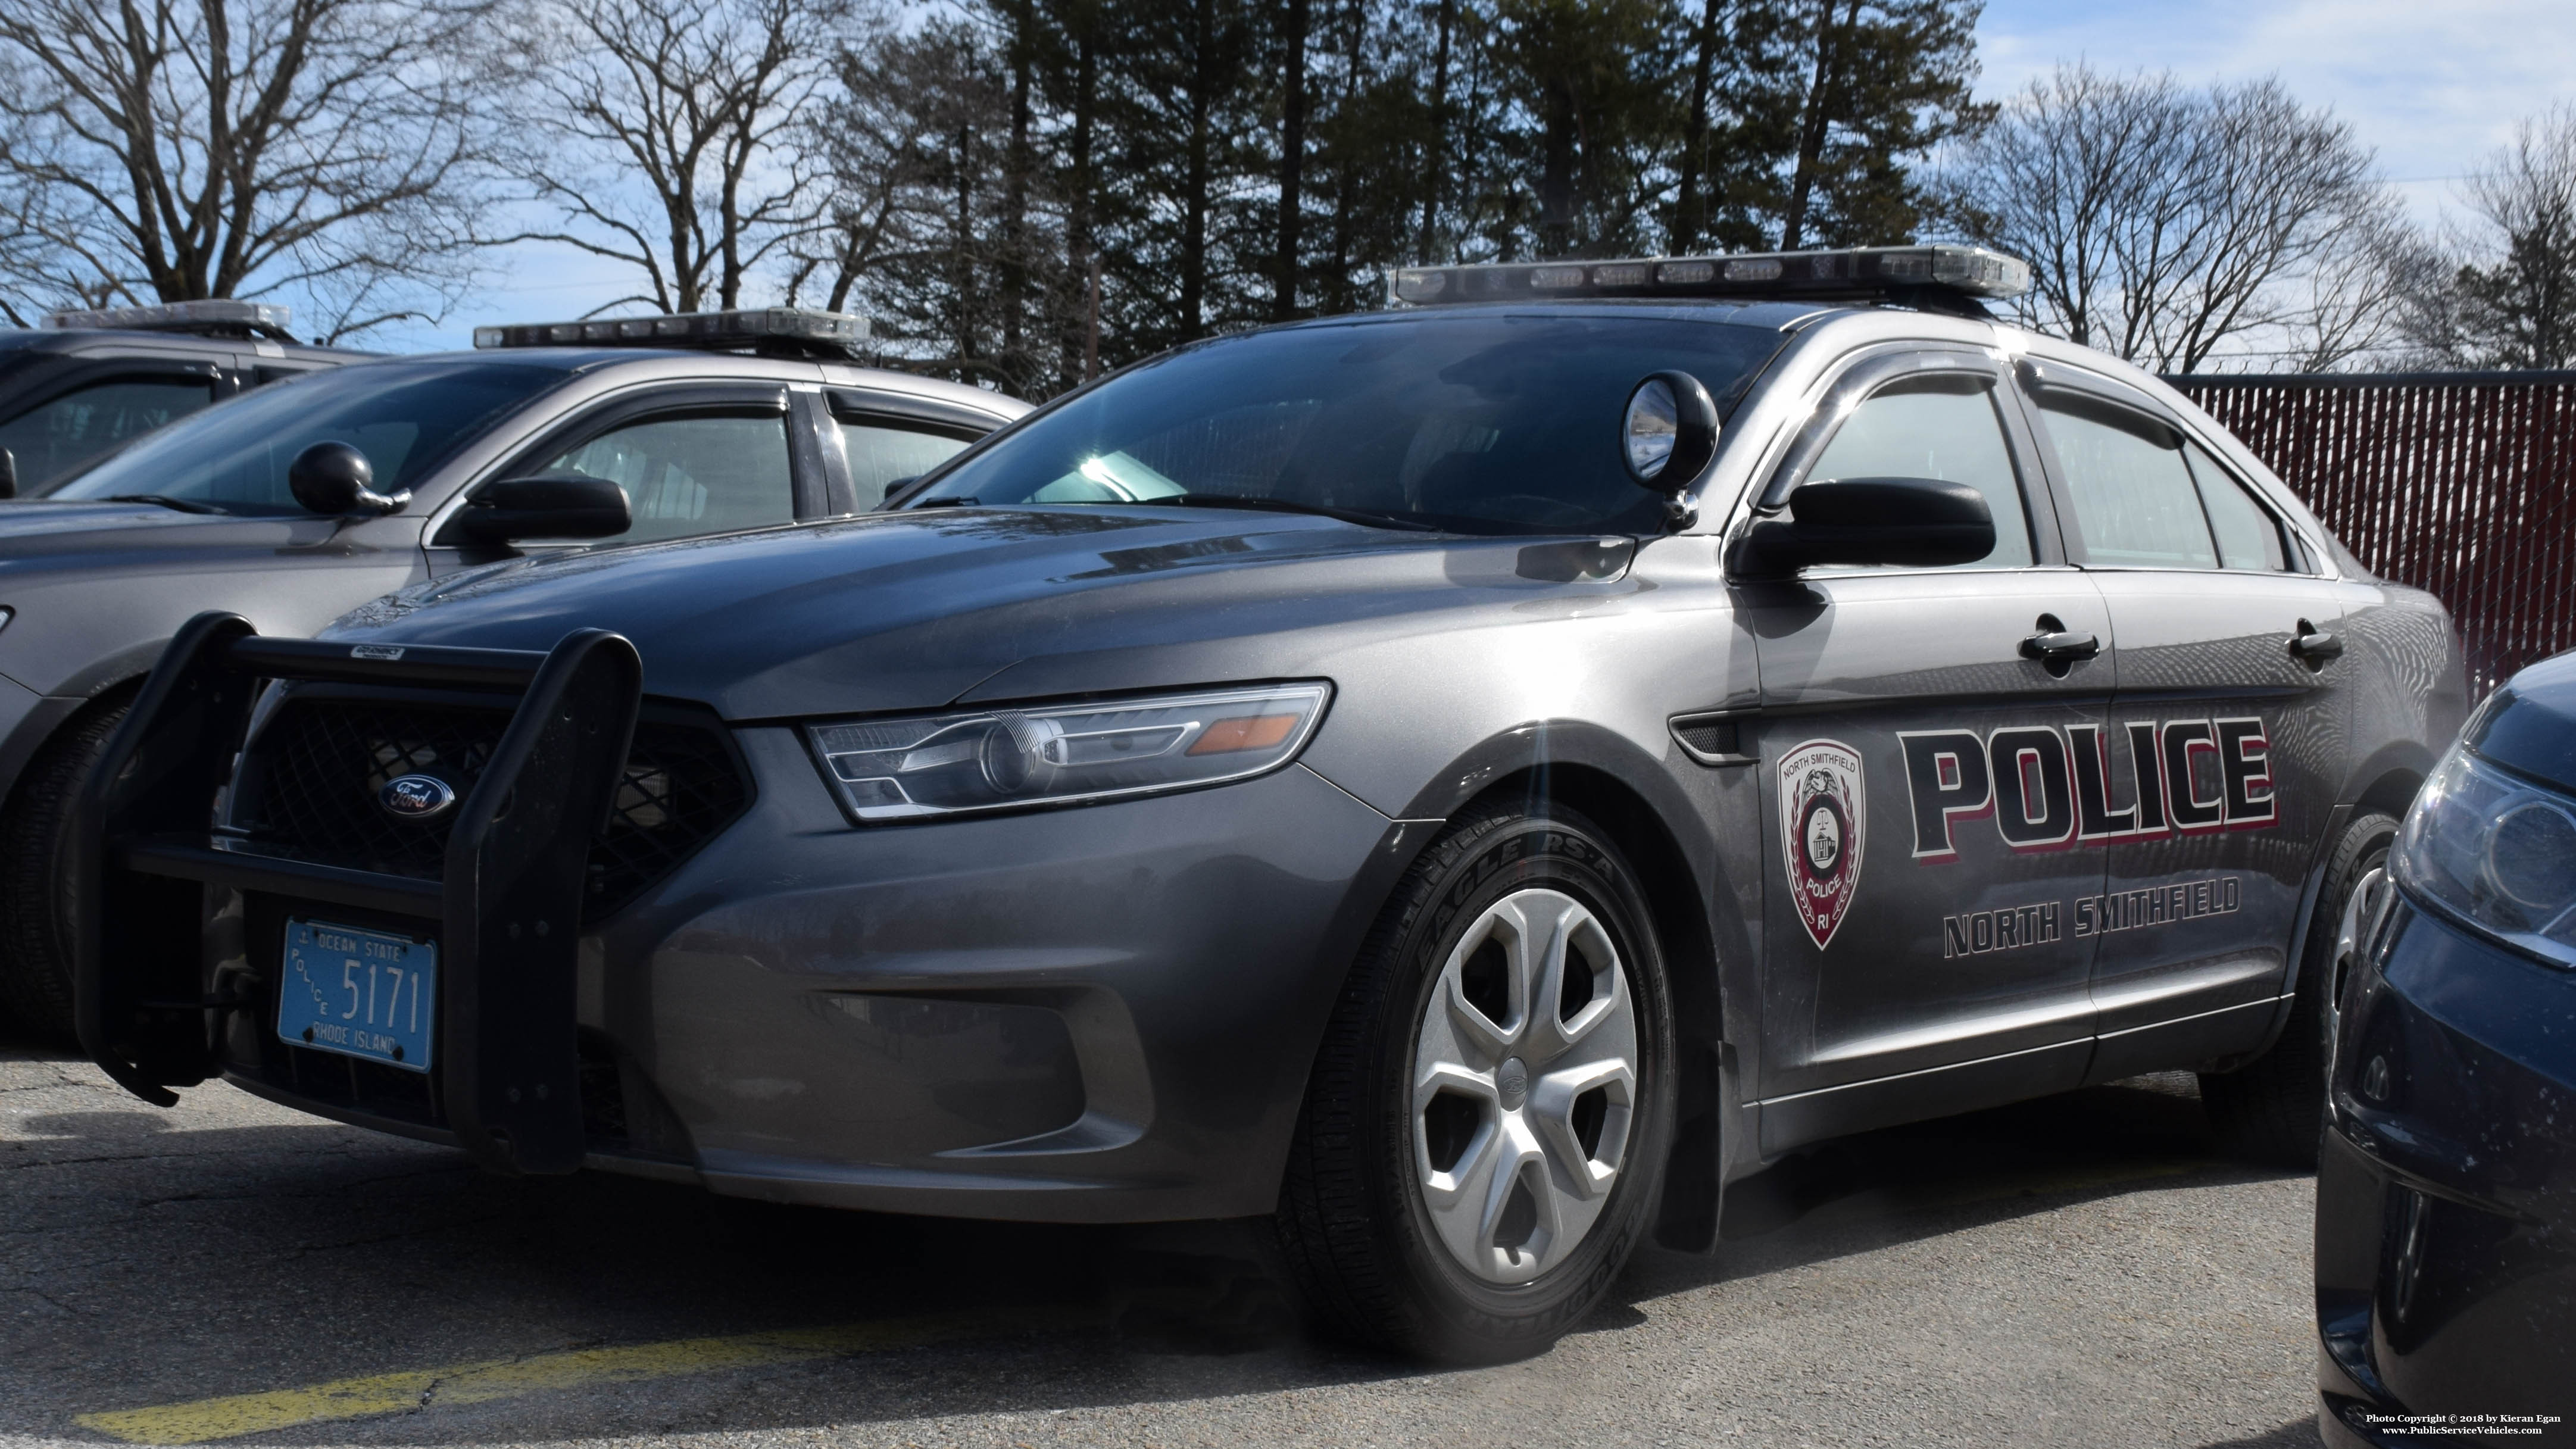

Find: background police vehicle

[2316,649,2574,1444]
[77,246,2461,1364]
[0,307,1025,1035]
[0,301,367,498]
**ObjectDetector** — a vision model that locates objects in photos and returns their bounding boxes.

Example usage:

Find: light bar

[473,307,871,355]
[1387,245,2032,308]
[44,299,293,334]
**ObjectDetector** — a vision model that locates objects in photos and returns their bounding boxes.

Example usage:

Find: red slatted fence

[2171,371,2576,699]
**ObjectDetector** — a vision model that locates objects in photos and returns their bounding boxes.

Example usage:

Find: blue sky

[377,0,2576,353]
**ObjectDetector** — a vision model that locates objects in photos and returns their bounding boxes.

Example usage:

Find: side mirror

[0,447,16,500]
[1622,371,1720,495]
[452,473,631,544]
[288,441,408,517]
[1729,476,1995,579]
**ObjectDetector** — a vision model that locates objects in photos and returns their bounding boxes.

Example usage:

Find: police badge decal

[1779,739,1866,949]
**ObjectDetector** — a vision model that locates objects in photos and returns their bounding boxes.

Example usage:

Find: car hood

[328,507,1635,719]
[2472,650,2576,797]
[0,498,257,548]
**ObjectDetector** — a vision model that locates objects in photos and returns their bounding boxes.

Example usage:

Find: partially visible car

[0,301,370,498]
[2316,651,2576,1444]
[0,308,1026,1035]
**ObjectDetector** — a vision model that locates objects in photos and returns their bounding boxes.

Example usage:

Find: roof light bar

[1386,245,2032,310]
[472,307,872,357]
[44,299,294,336]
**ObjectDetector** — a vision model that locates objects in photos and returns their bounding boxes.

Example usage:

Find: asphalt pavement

[2,1027,2323,1448]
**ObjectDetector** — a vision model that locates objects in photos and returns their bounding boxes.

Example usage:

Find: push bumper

[2315,900,2576,1445]
[77,612,643,1175]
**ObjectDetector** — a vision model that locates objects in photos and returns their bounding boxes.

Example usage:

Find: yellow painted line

[77,1313,1067,1445]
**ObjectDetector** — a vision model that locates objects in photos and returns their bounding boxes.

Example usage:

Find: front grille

[232,693,751,919]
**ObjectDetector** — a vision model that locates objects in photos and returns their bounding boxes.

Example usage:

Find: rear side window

[1804,374,2032,569]
[838,421,971,510]
[0,376,213,492]
[2184,442,2298,572]
[2039,396,2217,569]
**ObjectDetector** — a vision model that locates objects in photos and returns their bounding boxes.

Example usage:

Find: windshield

[910,311,1782,535]
[45,360,570,513]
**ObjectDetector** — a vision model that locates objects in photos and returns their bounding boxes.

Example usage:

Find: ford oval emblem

[379,773,457,821]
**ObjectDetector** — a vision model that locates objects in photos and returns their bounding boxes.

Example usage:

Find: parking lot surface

[3,1032,2319,1449]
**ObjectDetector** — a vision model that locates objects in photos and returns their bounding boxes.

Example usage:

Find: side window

[540,411,795,545]
[0,375,214,492]
[2182,442,2297,572]
[1804,373,2034,569]
[2039,396,2216,569]
[837,420,972,510]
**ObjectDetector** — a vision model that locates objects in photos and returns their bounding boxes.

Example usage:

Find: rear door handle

[2020,630,2101,663]
[2291,629,2343,662]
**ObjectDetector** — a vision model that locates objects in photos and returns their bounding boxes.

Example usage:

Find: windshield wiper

[1136,494,1437,532]
[103,494,224,515]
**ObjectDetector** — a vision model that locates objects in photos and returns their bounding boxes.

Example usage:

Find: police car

[0,301,369,498]
[78,248,2461,1363]
[0,308,1024,1034]
[2317,651,2575,1442]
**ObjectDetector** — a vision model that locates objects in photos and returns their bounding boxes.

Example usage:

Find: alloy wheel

[1410,887,1638,1285]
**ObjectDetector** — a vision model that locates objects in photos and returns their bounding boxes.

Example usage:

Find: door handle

[2020,629,2101,664]
[2291,628,2343,663]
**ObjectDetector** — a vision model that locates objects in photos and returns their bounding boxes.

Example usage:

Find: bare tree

[1944,65,2391,373]
[520,0,849,315]
[0,0,516,340]
[2399,107,2576,370]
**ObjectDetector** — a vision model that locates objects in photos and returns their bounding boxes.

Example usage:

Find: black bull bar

[73,611,642,1175]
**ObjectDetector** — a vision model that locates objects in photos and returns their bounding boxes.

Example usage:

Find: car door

[424,383,825,574]
[1738,346,2110,1153]
[2018,371,2347,1079]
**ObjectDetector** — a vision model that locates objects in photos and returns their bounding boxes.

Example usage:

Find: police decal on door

[1900,715,2277,860]
[1779,739,1866,948]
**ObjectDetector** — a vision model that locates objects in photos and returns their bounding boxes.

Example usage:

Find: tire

[0,700,129,1042]
[1274,800,1676,1363]
[2199,809,2399,1169]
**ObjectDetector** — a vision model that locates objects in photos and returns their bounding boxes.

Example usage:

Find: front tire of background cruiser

[1274,800,1676,1363]
[0,701,129,1042]
[2199,809,2400,1169]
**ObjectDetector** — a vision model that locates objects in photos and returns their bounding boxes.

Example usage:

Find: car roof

[0,327,374,362]
[1266,298,1841,335]
[388,345,1032,421]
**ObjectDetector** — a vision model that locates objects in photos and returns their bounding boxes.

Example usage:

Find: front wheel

[2200,809,2399,1167]
[0,701,128,1041]
[1275,801,1675,1363]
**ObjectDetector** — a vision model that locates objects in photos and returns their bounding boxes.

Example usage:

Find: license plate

[276,919,435,1073]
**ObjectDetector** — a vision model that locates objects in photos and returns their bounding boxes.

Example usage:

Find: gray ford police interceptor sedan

[79,246,2463,1363]
[0,308,1023,1036]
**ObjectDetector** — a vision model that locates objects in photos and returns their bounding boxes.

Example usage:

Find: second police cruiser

[0,308,1025,1033]
[77,247,2462,1363]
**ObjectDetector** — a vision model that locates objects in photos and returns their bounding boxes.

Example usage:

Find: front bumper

[2315,900,2576,1445]
[567,732,1402,1221]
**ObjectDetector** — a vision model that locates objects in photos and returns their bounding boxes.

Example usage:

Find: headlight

[804,682,1332,822]
[2393,745,2576,969]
